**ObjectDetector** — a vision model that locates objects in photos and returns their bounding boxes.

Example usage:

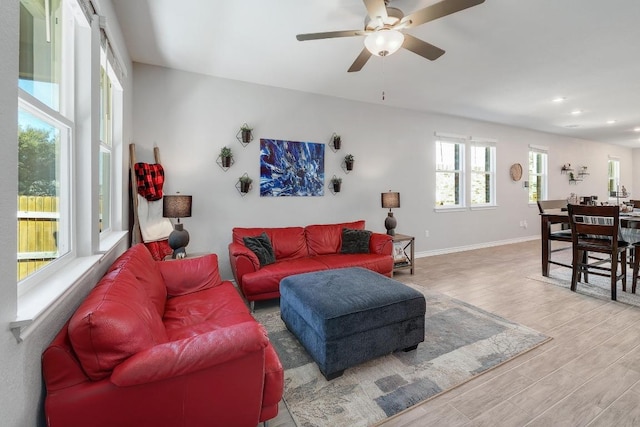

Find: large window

[99,64,112,233]
[18,0,72,282]
[17,0,123,286]
[470,141,496,206]
[435,138,464,207]
[528,147,548,203]
[608,158,620,198]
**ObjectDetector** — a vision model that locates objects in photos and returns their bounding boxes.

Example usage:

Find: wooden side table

[392,234,415,275]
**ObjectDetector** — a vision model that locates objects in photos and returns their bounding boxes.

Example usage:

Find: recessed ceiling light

[607,120,617,124]
[552,97,566,103]
[634,127,640,132]
[571,110,582,115]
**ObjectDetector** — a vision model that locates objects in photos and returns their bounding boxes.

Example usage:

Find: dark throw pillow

[340,228,372,254]
[243,232,276,267]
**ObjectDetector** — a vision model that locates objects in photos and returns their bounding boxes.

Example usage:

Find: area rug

[528,268,640,308]
[254,286,550,427]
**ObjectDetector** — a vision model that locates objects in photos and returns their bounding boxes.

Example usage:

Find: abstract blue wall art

[260,139,325,197]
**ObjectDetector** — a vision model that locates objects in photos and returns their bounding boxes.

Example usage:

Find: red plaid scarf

[134,163,165,201]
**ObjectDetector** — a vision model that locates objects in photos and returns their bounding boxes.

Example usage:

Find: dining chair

[538,200,572,273]
[567,204,629,301]
[624,218,640,294]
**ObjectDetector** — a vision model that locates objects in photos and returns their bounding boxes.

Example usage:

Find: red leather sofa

[228,220,394,309]
[42,244,283,427]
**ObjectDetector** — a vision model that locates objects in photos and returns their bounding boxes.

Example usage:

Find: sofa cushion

[306,220,365,256]
[314,253,394,276]
[69,267,169,381]
[340,228,371,254]
[164,281,254,341]
[233,227,307,260]
[243,232,276,266]
[240,257,329,299]
[107,243,167,317]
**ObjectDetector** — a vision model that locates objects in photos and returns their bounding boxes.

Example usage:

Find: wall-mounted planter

[343,154,354,173]
[236,173,253,196]
[330,133,341,151]
[217,146,234,171]
[329,175,342,194]
[236,123,254,147]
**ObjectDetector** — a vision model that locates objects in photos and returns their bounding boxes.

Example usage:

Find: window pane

[17,108,69,281]
[99,149,111,232]
[471,173,491,204]
[608,160,619,195]
[470,146,494,205]
[19,0,62,111]
[436,172,460,206]
[529,151,547,203]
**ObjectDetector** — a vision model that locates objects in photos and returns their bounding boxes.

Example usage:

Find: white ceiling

[111,0,640,147]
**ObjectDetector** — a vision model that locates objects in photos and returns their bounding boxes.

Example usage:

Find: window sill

[99,230,128,253]
[470,205,498,211]
[11,231,128,342]
[434,206,467,213]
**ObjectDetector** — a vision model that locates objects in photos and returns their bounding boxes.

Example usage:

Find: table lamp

[163,194,192,259]
[381,191,400,236]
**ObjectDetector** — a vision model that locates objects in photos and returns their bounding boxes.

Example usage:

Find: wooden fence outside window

[17,196,59,281]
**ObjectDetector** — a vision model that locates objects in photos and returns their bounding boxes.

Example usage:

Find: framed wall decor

[259,138,325,197]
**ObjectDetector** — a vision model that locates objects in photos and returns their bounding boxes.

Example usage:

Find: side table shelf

[392,233,415,275]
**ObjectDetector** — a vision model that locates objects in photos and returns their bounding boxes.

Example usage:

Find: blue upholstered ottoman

[280,267,425,380]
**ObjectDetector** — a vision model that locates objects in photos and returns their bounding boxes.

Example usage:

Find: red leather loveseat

[42,244,283,427]
[228,220,393,309]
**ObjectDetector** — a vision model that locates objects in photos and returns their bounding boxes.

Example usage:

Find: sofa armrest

[228,242,261,286]
[370,232,393,255]
[158,253,222,297]
[111,322,269,387]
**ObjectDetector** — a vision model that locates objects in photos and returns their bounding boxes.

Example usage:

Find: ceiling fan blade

[363,0,388,21]
[297,29,368,41]
[402,34,445,61]
[401,0,485,28]
[348,48,373,73]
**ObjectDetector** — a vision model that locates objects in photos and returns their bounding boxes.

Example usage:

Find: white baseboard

[415,236,539,258]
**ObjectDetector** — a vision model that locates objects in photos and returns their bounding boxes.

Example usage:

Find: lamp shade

[364,29,405,57]
[381,192,400,209]
[163,195,192,218]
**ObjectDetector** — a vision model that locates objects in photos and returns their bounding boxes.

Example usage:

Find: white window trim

[13,3,127,342]
[435,133,498,211]
[470,139,497,208]
[528,145,548,204]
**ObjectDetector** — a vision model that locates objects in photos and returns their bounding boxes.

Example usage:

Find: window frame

[470,140,497,208]
[17,0,77,288]
[528,146,548,204]
[608,158,620,199]
[435,136,466,210]
[13,0,127,340]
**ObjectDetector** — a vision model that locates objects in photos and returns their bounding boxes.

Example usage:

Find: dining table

[539,209,640,277]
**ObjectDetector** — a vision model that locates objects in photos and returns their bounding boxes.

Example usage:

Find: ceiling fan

[296,0,485,72]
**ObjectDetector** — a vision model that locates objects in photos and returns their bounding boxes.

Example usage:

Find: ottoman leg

[403,344,419,352]
[323,369,344,381]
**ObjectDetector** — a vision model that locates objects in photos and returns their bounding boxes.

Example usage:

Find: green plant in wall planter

[240,124,253,143]
[331,176,342,193]
[332,134,341,150]
[239,175,253,193]
[220,146,233,168]
[344,153,354,171]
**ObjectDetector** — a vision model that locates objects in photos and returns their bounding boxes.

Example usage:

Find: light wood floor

[268,240,640,427]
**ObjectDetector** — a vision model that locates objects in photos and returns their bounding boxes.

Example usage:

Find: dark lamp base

[385,212,397,236]
[168,223,190,259]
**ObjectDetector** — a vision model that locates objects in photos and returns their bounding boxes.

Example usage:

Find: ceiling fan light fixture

[364,29,405,57]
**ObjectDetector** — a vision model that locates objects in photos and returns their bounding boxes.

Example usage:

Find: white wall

[132,63,634,280]
[0,1,132,425]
